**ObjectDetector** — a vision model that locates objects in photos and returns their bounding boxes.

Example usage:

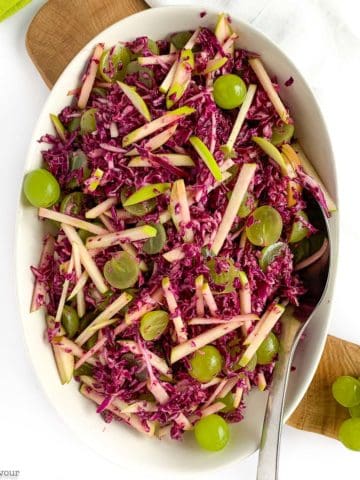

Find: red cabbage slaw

[29,14,336,443]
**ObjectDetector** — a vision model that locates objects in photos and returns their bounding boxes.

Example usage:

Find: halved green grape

[289,211,309,243]
[147,39,159,55]
[349,404,360,418]
[125,62,154,88]
[61,305,79,339]
[98,45,131,82]
[207,257,235,286]
[170,31,192,49]
[246,206,283,247]
[221,392,235,413]
[226,190,258,218]
[67,116,81,132]
[189,345,223,383]
[271,123,295,146]
[60,192,85,216]
[259,242,286,271]
[194,414,230,451]
[291,238,310,264]
[67,150,91,188]
[338,417,360,451]
[23,168,60,208]
[79,311,97,332]
[91,87,107,97]
[140,310,169,341]
[213,74,247,110]
[256,332,279,365]
[332,376,360,407]
[143,223,167,254]
[80,108,97,135]
[74,363,94,377]
[120,186,157,216]
[103,252,140,289]
[85,333,98,350]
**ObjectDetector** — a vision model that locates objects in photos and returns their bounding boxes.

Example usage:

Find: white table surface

[1,1,359,479]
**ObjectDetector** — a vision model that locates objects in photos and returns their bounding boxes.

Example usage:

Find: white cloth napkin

[146,0,360,337]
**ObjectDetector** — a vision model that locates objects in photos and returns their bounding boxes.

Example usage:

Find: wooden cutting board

[26,0,360,441]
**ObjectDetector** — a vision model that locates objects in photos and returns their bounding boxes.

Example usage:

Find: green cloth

[0,0,31,22]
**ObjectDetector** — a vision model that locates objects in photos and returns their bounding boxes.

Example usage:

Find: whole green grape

[338,417,360,451]
[194,414,230,451]
[189,345,223,383]
[213,74,247,110]
[256,332,279,365]
[332,376,360,408]
[23,168,60,208]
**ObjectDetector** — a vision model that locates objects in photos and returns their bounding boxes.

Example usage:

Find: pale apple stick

[78,43,104,109]
[54,252,74,324]
[218,376,239,399]
[138,53,177,66]
[47,316,74,384]
[195,275,205,317]
[86,225,157,250]
[85,197,117,219]
[169,179,194,243]
[200,377,223,389]
[202,282,218,317]
[121,401,158,414]
[76,292,133,346]
[125,124,178,156]
[68,271,89,300]
[31,235,55,312]
[239,304,285,367]
[202,57,228,75]
[52,336,97,366]
[240,229,247,249]
[128,154,194,167]
[243,303,281,346]
[290,142,337,212]
[239,271,252,335]
[72,243,85,318]
[118,339,172,378]
[211,164,257,255]
[125,287,163,325]
[163,247,185,263]
[80,385,155,436]
[203,379,228,408]
[233,387,244,408]
[249,57,289,124]
[170,320,247,364]
[62,224,108,294]
[223,84,257,156]
[162,277,187,343]
[188,315,257,326]
[257,372,267,391]
[110,122,119,138]
[39,208,107,235]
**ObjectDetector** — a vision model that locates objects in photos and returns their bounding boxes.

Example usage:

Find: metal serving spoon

[256,212,331,480]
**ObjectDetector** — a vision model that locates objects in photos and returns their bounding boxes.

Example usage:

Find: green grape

[80,108,97,135]
[271,123,295,146]
[140,310,169,341]
[332,376,360,407]
[60,192,85,216]
[338,418,360,451]
[103,252,140,289]
[91,87,107,97]
[246,205,283,247]
[78,228,93,243]
[67,116,81,132]
[125,62,154,88]
[23,168,60,208]
[259,242,286,271]
[189,345,223,383]
[289,211,309,243]
[170,31,192,49]
[349,404,360,418]
[221,392,235,413]
[143,223,167,254]
[227,190,258,218]
[213,74,247,110]
[207,257,234,286]
[61,305,79,339]
[147,39,159,55]
[256,332,279,365]
[121,186,156,216]
[73,363,94,377]
[98,45,131,82]
[194,414,230,451]
[309,232,325,254]
[291,238,310,264]
[67,150,90,188]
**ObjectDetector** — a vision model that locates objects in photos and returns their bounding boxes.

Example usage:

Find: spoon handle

[257,313,303,480]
